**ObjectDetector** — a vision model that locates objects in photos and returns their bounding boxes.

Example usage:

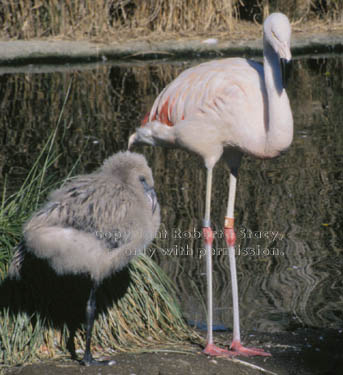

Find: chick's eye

[139,176,146,183]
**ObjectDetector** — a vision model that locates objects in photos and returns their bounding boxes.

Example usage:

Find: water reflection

[1,55,342,333]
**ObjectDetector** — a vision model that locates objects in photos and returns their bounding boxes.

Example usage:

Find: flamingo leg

[81,285,98,365]
[202,168,232,357]
[81,285,116,366]
[224,169,271,357]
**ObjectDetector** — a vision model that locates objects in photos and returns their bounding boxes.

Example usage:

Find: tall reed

[0,0,340,41]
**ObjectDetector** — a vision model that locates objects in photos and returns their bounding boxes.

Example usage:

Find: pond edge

[0,31,342,69]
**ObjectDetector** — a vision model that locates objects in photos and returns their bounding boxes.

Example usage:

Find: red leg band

[224,227,236,247]
[202,227,214,245]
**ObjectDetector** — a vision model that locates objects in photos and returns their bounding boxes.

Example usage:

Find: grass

[0,310,46,366]
[0,84,200,368]
[84,255,197,354]
[0,123,59,280]
[0,80,74,279]
[0,0,341,41]
[0,255,198,367]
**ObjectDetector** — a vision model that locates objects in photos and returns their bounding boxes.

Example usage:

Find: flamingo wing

[145,58,265,129]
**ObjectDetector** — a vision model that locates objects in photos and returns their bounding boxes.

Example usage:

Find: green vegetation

[0,110,65,280]
[0,133,59,279]
[0,310,46,366]
[0,0,341,41]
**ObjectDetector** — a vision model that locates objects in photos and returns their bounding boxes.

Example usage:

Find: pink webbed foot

[203,343,237,357]
[230,340,271,357]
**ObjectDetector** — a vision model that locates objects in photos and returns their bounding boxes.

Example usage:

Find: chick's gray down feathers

[9,151,160,283]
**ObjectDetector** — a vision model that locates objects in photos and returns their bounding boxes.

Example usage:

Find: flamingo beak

[128,133,137,150]
[279,40,291,62]
[279,40,292,89]
[280,57,291,89]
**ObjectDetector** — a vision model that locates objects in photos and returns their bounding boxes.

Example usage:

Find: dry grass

[0,0,240,40]
[0,0,341,41]
[132,0,239,34]
[0,255,200,367]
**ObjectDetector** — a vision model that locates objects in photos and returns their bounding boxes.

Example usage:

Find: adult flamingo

[129,13,293,357]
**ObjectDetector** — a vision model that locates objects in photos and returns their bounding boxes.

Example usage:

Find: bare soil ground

[2,328,343,375]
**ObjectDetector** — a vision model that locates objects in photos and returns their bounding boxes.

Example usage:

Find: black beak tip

[280,58,292,89]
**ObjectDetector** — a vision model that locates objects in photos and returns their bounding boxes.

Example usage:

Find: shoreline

[0,30,342,69]
[3,327,343,375]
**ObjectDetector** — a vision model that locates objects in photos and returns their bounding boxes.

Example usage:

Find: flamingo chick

[129,13,293,357]
[9,151,160,366]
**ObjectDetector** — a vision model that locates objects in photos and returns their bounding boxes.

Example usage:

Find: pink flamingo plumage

[129,13,293,357]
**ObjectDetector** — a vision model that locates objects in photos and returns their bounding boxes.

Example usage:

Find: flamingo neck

[263,40,293,157]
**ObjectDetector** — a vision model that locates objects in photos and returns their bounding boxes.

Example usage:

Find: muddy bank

[0,30,342,67]
[2,328,343,375]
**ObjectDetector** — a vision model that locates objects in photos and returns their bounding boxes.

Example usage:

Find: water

[1,55,342,334]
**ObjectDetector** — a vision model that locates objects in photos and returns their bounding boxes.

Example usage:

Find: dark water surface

[1,54,342,335]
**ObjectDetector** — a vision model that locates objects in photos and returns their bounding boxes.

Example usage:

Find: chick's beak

[145,186,157,214]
